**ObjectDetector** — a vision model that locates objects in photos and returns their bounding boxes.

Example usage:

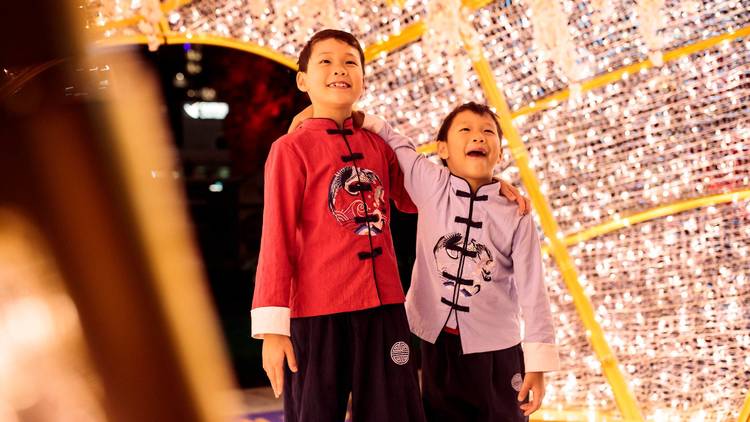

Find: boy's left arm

[512,213,560,415]
[518,372,545,416]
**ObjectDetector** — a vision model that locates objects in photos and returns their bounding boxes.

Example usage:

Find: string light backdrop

[86,0,750,420]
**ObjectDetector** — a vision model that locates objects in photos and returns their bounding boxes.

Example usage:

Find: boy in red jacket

[251,29,424,422]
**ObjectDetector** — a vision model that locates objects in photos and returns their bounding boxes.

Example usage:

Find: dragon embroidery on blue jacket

[433,233,495,297]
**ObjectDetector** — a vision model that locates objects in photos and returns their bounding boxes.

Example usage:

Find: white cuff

[362,114,387,135]
[250,306,290,339]
[522,342,560,372]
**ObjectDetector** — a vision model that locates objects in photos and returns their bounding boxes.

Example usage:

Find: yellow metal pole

[364,21,426,62]
[739,392,750,422]
[384,0,407,8]
[468,44,645,421]
[157,7,172,46]
[161,0,193,11]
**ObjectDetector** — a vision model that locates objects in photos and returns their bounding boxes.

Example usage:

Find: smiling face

[437,109,502,190]
[296,38,364,114]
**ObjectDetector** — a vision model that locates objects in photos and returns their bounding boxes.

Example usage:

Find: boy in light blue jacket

[362,102,559,421]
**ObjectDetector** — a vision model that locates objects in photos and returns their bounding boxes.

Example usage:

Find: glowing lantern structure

[87,1,750,420]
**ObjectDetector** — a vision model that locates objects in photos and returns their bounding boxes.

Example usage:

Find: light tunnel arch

[92,20,750,421]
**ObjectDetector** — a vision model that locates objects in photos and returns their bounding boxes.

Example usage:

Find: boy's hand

[499,180,531,215]
[352,110,365,128]
[288,105,314,133]
[518,372,545,416]
[287,106,366,132]
[262,334,298,398]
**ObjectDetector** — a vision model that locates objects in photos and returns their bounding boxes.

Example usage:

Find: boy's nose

[334,69,348,76]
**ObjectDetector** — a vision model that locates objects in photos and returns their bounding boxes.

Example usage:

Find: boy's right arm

[251,140,304,397]
[362,115,446,206]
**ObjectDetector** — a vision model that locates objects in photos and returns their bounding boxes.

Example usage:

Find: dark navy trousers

[283,304,426,422]
[421,333,528,422]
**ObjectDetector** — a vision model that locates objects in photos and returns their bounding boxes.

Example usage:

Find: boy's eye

[320,59,331,64]
[459,128,470,132]
[484,129,496,135]
[346,60,358,65]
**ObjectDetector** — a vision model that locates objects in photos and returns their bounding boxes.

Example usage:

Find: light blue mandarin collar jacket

[366,116,560,372]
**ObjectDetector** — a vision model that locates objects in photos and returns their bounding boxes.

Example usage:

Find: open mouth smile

[466,149,487,157]
[327,81,351,88]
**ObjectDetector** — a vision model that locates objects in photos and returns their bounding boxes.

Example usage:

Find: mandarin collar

[449,173,499,197]
[299,116,355,131]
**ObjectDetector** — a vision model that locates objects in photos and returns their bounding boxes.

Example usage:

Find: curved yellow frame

[95,34,299,70]
[92,1,750,419]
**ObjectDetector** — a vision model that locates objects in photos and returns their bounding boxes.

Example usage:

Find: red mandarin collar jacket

[251,117,416,338]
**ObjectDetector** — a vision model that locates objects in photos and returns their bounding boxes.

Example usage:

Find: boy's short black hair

[435,102,502,142]
[297,29,366,73]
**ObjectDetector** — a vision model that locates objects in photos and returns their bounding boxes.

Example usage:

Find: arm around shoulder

[362,114,448,206]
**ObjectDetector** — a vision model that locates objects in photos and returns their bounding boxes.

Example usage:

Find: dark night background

[140,44,418,388]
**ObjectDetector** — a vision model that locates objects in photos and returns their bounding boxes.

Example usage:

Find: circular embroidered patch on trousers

[511,373,524,391]
[390,341,410,365]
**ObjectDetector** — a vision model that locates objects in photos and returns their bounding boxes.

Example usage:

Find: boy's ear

[437,141,450,160]
[296,72,308,92]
